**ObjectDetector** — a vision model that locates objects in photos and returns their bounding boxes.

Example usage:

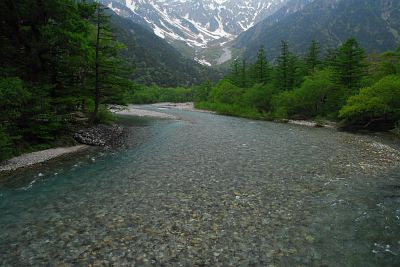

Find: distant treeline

[127,85,194,104]
[194,39,400,133]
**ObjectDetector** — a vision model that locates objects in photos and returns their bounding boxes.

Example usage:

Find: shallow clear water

[0,107,399,266]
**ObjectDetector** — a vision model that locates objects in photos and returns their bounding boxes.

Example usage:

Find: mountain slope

[100,0,289,65]
[108,10,221,86]
[234,0,400,60]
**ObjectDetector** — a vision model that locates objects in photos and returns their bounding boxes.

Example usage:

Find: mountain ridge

[233,0,400,61]
[99,0,289,65]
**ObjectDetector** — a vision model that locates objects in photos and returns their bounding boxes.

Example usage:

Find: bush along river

[0,106,399,266]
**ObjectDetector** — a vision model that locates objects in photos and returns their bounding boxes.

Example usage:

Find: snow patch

[194,57,212,66]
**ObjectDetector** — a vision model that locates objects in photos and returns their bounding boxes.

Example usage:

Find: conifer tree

[251,46,270,85]
[323,48,339,68]
[240,59,248,88]
[90,3,133,123]
[305,40,320,73]
[334,38,366,91]
[276,41,295,90]
[228,59,240,86]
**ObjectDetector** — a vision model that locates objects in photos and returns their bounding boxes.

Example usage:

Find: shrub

[208,79,243,104]
[195,102,264,120]
[271,90,297,119]
[240,83,278,112]
[339,75,400,129]
[96,105,115,124]
[194,81,212,102]
[271,69,343,119]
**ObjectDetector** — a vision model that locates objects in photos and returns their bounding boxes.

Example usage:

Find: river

[0,107,399,266]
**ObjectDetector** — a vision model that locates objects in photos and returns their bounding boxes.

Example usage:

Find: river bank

[0,105,177,175]
[0,124,127,175]
[0,145,89,173]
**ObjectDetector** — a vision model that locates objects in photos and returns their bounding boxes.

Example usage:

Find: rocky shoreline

[0,105,176,174]
[73,124,126,147]
[0,124,128,174]
[0,145,89,173]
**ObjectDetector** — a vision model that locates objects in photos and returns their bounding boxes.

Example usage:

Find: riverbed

[0,106,399,266]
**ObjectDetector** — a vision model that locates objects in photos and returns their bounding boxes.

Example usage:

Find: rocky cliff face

[102,0,288,47]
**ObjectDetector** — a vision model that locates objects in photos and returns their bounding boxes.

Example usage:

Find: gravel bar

[0,145,88,172]
[113,104,177,119]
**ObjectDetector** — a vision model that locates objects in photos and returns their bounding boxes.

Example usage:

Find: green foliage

[275,41,293,91]
[227,60,240,86]
[0,127,13,161]
[27,111,61,142]
[227,59,249,88]
[195,102,264,120]
[0,0,135,160]
[339,75,400,129]
[270,90,296,119]
[208,80,243,104]
[366,50,400,84]
[271,69,341,119]
[274,41,307,91]
[241,84,278,112]
[305,40,320,73]
[249,46,270,85]
[90,3,134,123]
[0,77,31,122]
[96,105,115,124]
[194,81,212,102]
[333,38,366,91]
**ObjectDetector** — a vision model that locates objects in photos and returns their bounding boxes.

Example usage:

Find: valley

[1,1,400,266]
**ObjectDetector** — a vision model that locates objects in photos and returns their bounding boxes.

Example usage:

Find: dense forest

[0,0,133,160]
[195,39,400,133]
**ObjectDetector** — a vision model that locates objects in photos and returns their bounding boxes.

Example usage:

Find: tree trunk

[90,4,101,124]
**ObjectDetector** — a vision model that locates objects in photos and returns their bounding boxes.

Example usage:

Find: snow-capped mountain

[100,0,288,65]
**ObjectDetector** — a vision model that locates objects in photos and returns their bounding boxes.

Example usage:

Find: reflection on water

[0,107,399,266]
